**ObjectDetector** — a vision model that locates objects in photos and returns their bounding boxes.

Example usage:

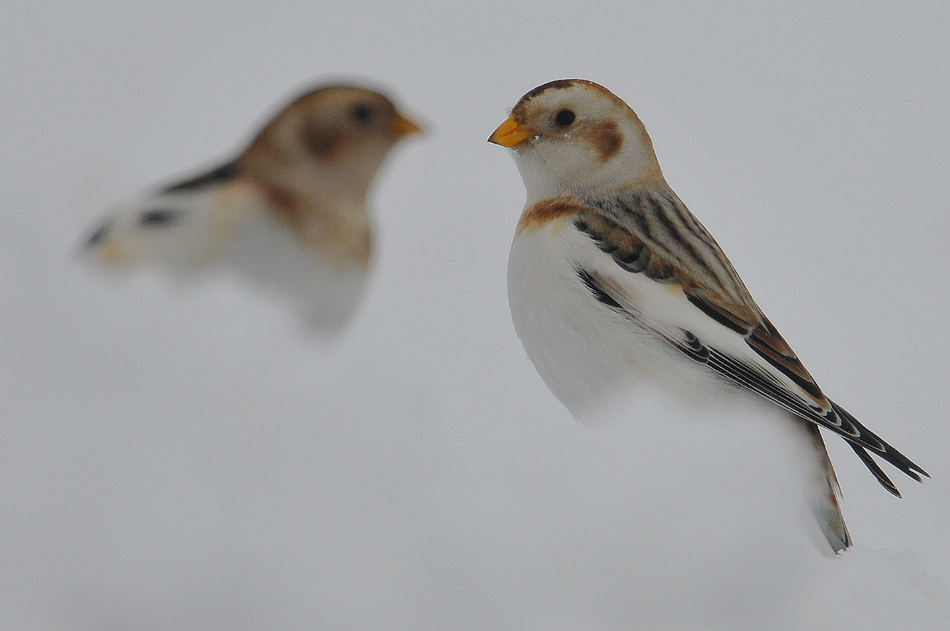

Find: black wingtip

[830,401,928,487]
[848,442,902,497]
[161,161,240,194]
[908,461,930,480]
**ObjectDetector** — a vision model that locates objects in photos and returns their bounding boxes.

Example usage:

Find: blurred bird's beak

[488,116,533,147]
[391,113,423,138]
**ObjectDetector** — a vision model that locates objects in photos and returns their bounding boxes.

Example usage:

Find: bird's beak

[488,116,533,147]
[391,113,423,138]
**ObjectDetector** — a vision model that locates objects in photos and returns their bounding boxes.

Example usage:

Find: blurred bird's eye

[351,104,374,125]
[555,109,576,127]
[139,209,182,227]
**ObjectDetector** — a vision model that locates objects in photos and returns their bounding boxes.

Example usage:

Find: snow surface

[2,1,949,629]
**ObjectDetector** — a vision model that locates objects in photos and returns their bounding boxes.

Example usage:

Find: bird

[82,83,422,336]
[489,78,927,553]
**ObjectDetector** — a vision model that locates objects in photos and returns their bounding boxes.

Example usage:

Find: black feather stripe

[657,191,744,297]
[679,331,710,361]
[847,443,901,497]
[620,196,653,242]
[577,269,624,310]
[830,401,928,480]
[139,208,183,227]
[162,161,241,193]
[648,195,721,288]
[685,293,752,335]
[831,404,881,448]
[745,334,825,400]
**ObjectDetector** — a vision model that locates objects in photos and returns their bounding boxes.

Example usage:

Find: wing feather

[573,188,928,490]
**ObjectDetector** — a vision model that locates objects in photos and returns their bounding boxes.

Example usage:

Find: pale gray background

[2,1,948,629]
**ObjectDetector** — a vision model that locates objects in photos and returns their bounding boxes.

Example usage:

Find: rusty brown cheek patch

[589,121,623,161]
[302,122,343,159]
[516,197,588,233]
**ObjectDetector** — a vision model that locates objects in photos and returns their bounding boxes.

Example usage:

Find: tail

[790,419,851,553]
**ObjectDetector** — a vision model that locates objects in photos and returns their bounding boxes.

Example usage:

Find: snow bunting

[489,79,927,553]
[83,83,422,335]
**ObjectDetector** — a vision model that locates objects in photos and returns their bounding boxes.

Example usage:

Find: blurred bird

[489,79,927,553]
[83,83,422,335]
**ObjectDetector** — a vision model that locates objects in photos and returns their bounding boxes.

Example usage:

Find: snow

[2,1,949,629]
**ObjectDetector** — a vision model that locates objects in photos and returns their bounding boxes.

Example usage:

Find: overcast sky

[2,2,949,629]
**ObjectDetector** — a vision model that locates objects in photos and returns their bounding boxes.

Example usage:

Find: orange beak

[391,113,423,138]
[488,116,534,147]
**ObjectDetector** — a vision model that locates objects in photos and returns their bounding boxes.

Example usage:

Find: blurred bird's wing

[82,162,367,336]
[83,161,260,270]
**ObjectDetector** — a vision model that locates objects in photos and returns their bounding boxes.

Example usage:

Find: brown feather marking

[261,183,372,269]
[517,197,588,234]
[581,212,699,287]
[264,186,301,224]
[589,120,623,161]
[302,121,344,159]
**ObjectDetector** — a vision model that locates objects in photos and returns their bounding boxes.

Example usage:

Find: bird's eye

[555,109,576,127]
[351,104,374,125]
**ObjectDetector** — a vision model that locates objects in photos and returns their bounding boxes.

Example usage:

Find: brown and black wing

[574,188,928,493]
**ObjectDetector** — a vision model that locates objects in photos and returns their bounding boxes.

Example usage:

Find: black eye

[351,104,374,125]
[555,109,576,127]
[139,209,182,227]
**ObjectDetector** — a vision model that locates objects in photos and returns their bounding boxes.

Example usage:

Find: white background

[2,2,948,629]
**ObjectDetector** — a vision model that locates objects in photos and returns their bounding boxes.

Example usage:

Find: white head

[489,79,666,202]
